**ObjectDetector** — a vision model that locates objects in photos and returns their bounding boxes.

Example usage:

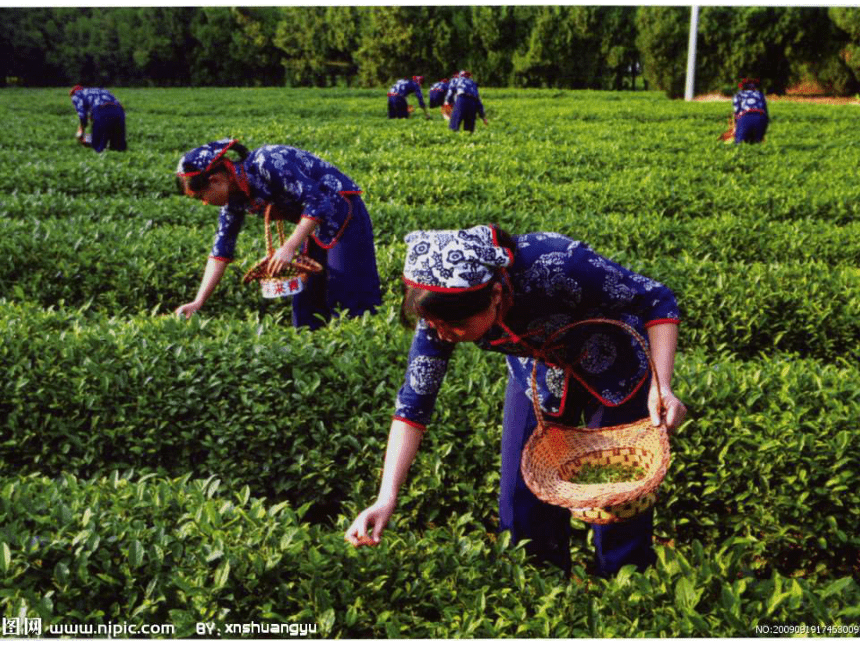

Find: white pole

[685,5,699,101]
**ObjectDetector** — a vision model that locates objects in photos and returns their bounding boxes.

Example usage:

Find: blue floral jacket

[429,81,449,95]
[394,232,681,429]
[388,79,426,109]
[445,77,485,116]
[71,88,122,128]
[733,90,768,117]
[210,145,361,261]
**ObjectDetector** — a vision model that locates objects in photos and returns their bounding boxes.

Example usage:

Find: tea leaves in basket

[569,463,647,485]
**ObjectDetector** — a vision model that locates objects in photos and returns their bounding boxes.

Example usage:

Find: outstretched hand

[175,301,202,319]
[344,498,397,548]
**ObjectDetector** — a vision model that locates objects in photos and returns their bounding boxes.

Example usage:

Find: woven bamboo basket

[441,104,453,121]
[520,318,671,524]
[242,205,323,299]
[719,116,736,143]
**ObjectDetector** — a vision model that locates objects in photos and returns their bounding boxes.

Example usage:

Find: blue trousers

[428,91,445,109]
[91,104,127,152]
[734,112,768,144]
[387,96,409,119]
[449,95,480,132]
[499,374,657,577]
[291,196,382,330]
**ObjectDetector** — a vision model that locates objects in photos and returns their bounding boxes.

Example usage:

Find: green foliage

[1,472,857,637]
[696,7,849,96]
[0,87,857,636]
[636,6,859,97]
[635,6,690,98]
[3,6,859,93]
[830,7,860,93]
[0,302,409,518]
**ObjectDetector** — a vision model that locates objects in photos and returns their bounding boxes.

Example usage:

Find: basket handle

[529,317,664,428]
[263,205,287,277]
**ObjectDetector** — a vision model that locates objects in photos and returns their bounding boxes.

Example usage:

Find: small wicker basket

[441,104,453,121]
[241,205,323,299]
[520,318,671,524]
[719,116,736,143]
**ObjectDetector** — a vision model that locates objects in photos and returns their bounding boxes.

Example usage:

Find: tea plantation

[1,87,859,637]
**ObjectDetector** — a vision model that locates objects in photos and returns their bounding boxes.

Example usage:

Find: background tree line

[2,6,859,96]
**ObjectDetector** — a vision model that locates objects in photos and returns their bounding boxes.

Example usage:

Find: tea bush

[3,302,859,583]
[1,471,858,638]
[2,220,857,360]
[1,87,858,637]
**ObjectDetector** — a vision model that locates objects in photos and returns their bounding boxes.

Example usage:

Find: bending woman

[175,139,382,329]
[69,85,127,153]
[732,77,768,144]
[345,225,686,577]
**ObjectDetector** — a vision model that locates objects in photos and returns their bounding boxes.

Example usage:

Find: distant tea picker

[174,139,382,330]
[69,85,127,153]
[727,77,769,144]
[387,76,431,120]
[445,70,488,133]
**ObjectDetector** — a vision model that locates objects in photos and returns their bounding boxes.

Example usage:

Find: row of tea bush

[2,214,857,361]
[2,87,857,636]
[2,301,858,583]
[2,470,858,638]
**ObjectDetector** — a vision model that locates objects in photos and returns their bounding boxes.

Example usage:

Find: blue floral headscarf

[176,138,238,177]
[403,225,513,292]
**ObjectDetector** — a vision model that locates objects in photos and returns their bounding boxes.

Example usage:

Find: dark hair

[399,225,516,328]
[176,141,250,195]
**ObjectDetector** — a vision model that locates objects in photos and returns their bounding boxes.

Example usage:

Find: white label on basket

[260,277,304,299]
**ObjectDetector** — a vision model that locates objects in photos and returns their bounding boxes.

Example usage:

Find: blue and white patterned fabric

[403,225,513,291]
[394,231,681,428]
[428,80,449,108]
[177,139,236,176]
[200,144,362,261]
[732,89,767,117]
[429,80,449,94]
[70,88,122,128]
[445,77,485,125]
[388,78,426,109]
[446,76,481,103]
[444,76,461,104]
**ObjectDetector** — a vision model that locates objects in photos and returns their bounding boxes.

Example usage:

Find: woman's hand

[268,218,318,276]
[267,240,299,276]
[649,384,687,434]
[345,420,422,548]
[344,497,397,548]
[175,301,203,319]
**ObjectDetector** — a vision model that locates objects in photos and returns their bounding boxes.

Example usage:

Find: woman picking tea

[174,139,382,329]
[69,85,127,153]
[345,225,686,577]
[732,77,769,144]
